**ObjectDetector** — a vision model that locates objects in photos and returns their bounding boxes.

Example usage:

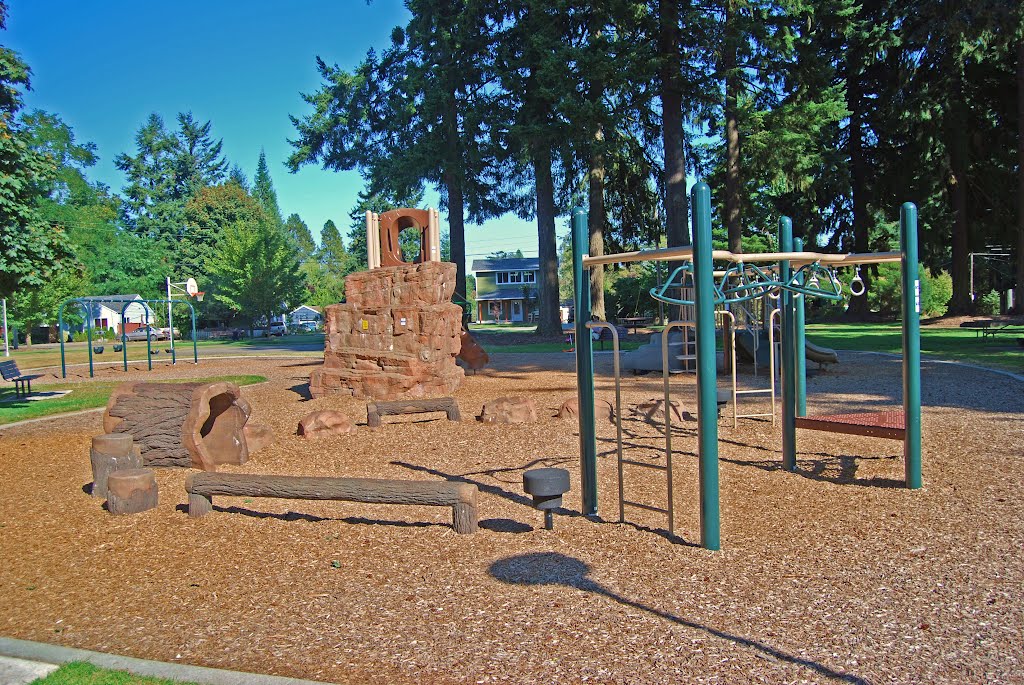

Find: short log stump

[106,468,158,515]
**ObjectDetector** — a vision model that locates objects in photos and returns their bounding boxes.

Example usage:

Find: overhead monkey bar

[582,246,902,268]
[571,183,922,551]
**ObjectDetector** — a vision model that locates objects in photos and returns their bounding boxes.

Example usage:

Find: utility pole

[2,298,9,356]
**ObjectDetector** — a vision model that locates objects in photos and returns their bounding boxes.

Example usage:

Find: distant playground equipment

[570,183,922,550]
[59,297,199,378]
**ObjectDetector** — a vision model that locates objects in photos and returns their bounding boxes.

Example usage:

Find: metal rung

[736,412,773,419]
[621,459,668,471]
[622,500,670,514]
[735,388,772,395]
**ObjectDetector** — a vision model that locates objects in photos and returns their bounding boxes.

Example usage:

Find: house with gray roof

[470,258,540,323]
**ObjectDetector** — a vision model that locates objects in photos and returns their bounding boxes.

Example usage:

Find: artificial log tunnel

[103,381,259,471]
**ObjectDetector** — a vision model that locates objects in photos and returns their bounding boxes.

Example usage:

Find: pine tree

[252,149,283,227]
[284,213,316,261]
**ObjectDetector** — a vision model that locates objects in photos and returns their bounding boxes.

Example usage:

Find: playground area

[0,349,1021,684]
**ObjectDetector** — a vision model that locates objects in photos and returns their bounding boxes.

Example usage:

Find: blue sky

[4,0,541,272]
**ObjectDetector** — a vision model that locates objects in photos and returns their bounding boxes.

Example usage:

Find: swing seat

[795,409,905,440]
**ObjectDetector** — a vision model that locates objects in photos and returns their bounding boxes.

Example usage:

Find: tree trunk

[947,95,972,314]
[533,146,562,336]
[587,16,607,321]
[103,381,252,471]
[846,57,872,319]
[659,0,688,249]
[588,127,606,320]
[724,0,742,254]
[442,91,468,314]
[1016,35,1024,313]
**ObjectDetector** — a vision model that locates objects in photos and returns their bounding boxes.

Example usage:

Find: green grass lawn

[0,375,265,426]
[806,323,1024,372]
[4,334,325,371]
[30,661,197,685]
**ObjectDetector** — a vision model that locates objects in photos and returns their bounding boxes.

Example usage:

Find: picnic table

[959,320,1024,339]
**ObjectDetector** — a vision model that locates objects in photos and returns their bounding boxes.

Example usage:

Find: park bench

[185,472,479,534]
[1,360,42,398]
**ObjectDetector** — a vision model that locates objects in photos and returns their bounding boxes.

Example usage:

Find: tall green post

[793,237,807,417]
[779,217,797,471]
[691,183,720,550]
[86,308,94,378]
[900,203,922,489]
[572,207,598,515]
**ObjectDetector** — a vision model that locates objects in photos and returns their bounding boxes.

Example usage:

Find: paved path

[0,636,337,685]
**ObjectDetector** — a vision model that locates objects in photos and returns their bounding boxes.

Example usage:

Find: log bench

[366,397,462,428]
[185,472,479,534]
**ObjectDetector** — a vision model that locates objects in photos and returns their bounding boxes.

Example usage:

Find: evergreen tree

[114,112,227,240]
[319,219,346,266]
[288,0,499,309]
[252,149,283,226]
[284,213,316,261]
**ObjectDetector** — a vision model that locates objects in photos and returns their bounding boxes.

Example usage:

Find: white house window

[495,270,535,284]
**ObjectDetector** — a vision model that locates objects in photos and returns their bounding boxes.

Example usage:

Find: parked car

[296,321,319,332]
[158,326,181,338]
[269,322,287,336]
[124,325,166,342]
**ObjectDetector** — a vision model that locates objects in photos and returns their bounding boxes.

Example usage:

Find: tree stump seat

[90,433,142,499]
[106,468,158,515]
[366,397,462,427]
[185,472,478,534]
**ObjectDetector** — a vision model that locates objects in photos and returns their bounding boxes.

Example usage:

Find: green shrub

[924,270,952,317]
[976,290,1000,315]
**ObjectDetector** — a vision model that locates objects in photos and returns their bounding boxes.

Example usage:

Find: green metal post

[691,183,720,550]
[58,301,68,379]
[779,217,797,471]
[121,313,128,371]
[145,308,152,371]
[901,203,922,489]
[189,303,198,364]
[85,304,94,378]
[572,207,598,515]
[794,237,807,417]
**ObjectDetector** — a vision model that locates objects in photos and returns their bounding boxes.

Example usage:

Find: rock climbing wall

[309,262,464,400]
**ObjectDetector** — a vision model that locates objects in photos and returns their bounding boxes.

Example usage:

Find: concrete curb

[0,636,339,685]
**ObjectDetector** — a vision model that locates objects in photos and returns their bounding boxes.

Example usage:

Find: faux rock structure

[310,262,464,400]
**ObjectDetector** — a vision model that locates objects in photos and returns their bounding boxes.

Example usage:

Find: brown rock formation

[309,262,465,400]
[480,397,538,424]
[557,397,615,423]
[297,410,357,438]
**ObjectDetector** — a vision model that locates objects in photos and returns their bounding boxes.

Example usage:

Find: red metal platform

[795,409,906,440]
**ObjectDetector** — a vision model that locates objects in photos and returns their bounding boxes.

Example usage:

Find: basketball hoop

[195,291,205,302]
[185,278,199,297]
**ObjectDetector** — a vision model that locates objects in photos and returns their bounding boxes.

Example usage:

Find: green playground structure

[571,183,922,551]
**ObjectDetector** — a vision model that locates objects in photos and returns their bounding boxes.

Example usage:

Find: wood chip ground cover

[0,351,1021,684]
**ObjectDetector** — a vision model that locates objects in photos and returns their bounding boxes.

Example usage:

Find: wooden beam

[185,473,478,534]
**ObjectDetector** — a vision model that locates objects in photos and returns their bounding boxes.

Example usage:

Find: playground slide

[805,340,839,366]
[734,329,771,366]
